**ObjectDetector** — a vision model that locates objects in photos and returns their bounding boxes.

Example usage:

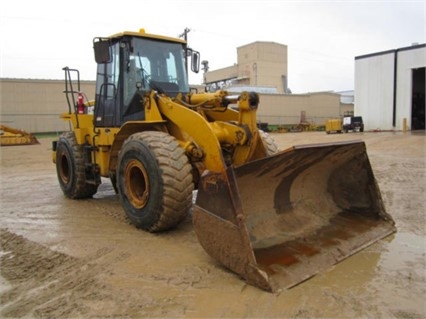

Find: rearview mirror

[191,50,200,73]
[93,38,112,64]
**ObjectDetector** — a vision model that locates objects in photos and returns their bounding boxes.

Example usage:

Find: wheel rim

[124,159,149,209]
[58,150,70,184]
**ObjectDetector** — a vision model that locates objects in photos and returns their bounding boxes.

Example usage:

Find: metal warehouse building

[355,44,425,131]
[1,40,351,133]
[203,41,352,127]
[0,78,346,133]
[0,78,95,133]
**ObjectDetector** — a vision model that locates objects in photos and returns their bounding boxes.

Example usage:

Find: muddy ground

[0,131,425,318]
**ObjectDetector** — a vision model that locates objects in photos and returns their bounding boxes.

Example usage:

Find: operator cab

[93,30,199,127]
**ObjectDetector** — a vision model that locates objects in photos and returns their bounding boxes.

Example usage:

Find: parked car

[343,116,364,133]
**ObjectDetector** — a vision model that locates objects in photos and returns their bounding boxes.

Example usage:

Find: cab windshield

[127,38,189,95]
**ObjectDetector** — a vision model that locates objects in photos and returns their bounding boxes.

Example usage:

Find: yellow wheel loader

[1,124,39,146]
[52,29,395,292]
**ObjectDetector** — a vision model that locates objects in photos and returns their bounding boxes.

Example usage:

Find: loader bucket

[193,140,396,292]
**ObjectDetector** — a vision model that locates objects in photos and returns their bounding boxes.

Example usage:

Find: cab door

[93,40,121,127]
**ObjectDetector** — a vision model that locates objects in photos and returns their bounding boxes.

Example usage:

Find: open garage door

[412,67,425,130]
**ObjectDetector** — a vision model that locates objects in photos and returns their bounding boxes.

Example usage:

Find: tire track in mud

[0,228,130,318]
[0,227,206,318]
[91,179,198,232]
[91,180,132,225]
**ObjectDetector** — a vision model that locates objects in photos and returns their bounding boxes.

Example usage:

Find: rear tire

[117,131,194,232]
[56,131,98,199]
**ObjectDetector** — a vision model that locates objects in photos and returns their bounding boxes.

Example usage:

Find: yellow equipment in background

[0,124,39,146]
[52,29,395,292]
[325,118,343,134]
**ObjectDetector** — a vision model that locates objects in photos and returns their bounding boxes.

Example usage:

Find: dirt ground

[0,131,425,318]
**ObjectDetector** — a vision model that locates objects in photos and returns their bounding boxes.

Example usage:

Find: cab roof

[108,28,187,45]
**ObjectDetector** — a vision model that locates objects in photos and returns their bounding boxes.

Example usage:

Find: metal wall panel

[0,78,95,133]
[355,45,426,131]
[1,79,346,133]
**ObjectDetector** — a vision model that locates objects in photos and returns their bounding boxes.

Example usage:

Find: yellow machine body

[325,118,343,134]
[53,29,396,292]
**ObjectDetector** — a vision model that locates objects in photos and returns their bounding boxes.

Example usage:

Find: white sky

[1,0,425,93]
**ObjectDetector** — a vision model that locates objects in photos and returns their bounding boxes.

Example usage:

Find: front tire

[259,130,279,156]
[56,131,98,199]
[117,131,194,232]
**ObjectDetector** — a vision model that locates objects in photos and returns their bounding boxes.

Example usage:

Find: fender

[108,120,167,174]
